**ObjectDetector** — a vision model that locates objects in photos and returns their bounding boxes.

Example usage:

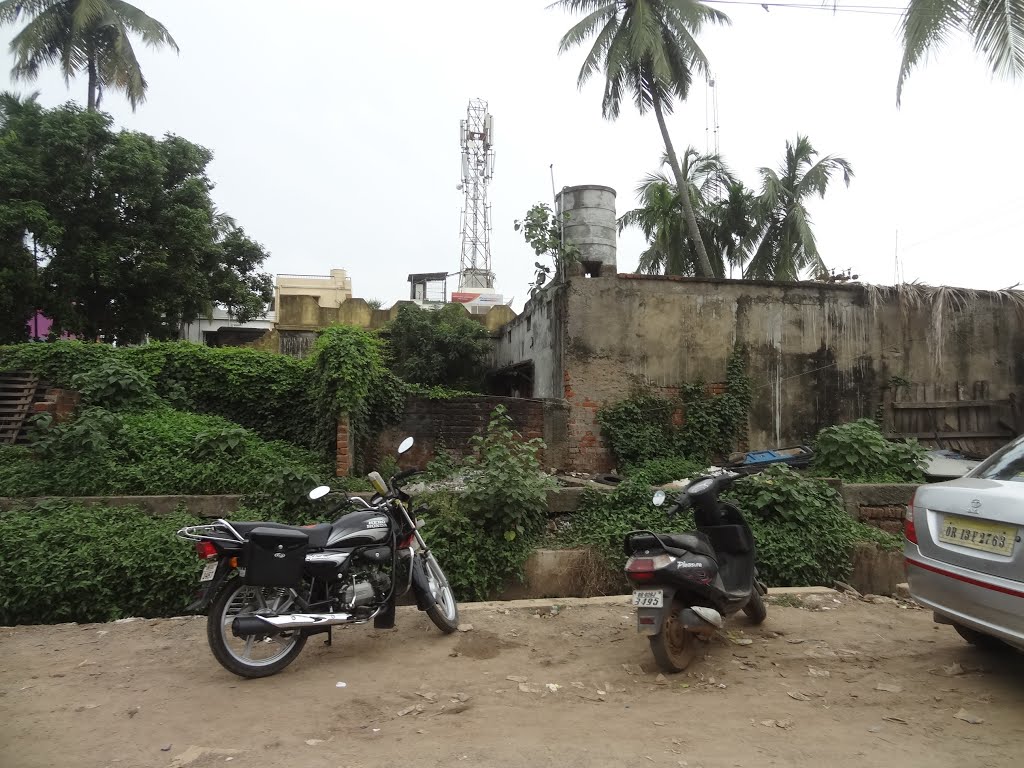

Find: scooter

[623,470,768,673]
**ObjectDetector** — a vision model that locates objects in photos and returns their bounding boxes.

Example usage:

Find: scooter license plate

[632,590,663,608]
[199,561,218,583]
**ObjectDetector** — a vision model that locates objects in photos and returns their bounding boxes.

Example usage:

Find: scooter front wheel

[649,598,697,673]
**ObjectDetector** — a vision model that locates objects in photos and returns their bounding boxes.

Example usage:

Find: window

[971,435,1024,482]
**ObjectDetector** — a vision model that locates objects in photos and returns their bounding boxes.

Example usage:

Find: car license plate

[200,561,218,582]
[632,590,663,608]
[939,515,1017,556]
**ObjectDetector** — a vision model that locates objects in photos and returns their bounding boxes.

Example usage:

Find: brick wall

[336,414,352,477]
[33,387,80,423]
[857,504,907,535]
[365,395,569,473]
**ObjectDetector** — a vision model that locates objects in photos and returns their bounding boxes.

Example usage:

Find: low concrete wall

[840,483,919,534]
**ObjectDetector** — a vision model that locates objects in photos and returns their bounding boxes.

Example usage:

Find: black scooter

[624,470,768,673]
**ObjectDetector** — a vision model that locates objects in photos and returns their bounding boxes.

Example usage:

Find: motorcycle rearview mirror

[308,485,331,500]
[652,490,666,507]
[397,436,414,455]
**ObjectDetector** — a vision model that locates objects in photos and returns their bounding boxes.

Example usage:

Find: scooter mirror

[308,485,331,500]
[652,490,666,507]
[397,437,414,455]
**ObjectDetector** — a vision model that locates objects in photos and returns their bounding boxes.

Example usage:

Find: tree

[380,304,493,391]
[743,135,853,282]
[514,202,579,297]
[619,148,757,277]
[0,0,178,111]
[552,0,729,278]
[0,100,273,343]
[892,0,1024,104]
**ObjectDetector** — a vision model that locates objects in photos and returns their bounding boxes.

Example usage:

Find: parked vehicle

[905,433,1024,652]
[624,470,767,673]
[176,437,459,678]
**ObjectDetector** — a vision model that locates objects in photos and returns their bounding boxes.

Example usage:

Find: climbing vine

[597,344,752,469]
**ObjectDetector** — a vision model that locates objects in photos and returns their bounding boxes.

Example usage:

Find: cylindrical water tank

[556,185,617,276]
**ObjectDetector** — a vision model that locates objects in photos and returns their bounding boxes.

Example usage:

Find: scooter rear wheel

[649,598,697,673]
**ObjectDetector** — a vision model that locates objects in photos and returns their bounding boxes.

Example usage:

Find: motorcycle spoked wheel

[207,577,307,679]
[649,598,699,673]
[421,552,460,633]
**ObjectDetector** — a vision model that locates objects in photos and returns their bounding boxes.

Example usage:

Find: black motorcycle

[624,470,768,673]
[176,437,458,678]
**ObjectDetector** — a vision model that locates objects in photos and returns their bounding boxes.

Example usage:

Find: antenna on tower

[458,99,495,291]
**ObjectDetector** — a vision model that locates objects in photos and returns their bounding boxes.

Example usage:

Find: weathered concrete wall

[841,483,919,534]
[552,275,1024,471]
[491,287,565,400]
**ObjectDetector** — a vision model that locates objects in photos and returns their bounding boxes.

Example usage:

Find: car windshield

[970,436,1024,482]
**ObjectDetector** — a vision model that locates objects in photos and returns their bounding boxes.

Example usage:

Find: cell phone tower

[457,99,495,290]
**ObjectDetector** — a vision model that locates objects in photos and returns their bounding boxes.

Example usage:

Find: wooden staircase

[0,371,40,445]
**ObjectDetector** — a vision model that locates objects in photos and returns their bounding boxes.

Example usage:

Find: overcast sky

[3,1,1022,311]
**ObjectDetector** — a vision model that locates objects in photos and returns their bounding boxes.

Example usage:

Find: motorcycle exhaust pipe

[679,607,723,639]
[231,612,355,637]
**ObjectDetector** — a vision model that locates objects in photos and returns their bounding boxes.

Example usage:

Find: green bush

[0,406,329,497]
[812,418,927,483]
[69,358,159,411]
[731,465,902,585]
[462,405,553,542]
[628,456,705,485]
[0,503,203,625]
[568,464,900,588]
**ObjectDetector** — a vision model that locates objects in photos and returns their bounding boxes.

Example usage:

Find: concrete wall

[491,287,566,400]
[500,275,1024,472]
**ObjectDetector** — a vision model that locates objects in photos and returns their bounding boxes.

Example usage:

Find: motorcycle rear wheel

[207,577,307,679]
[649,599,698,673]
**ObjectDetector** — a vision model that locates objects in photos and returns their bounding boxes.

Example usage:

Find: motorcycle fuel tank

[326,510,392,548]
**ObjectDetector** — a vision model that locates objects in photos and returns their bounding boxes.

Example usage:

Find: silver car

[905,434,1024,651]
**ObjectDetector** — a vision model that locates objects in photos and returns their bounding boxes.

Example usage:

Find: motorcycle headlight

[367,471,388,496]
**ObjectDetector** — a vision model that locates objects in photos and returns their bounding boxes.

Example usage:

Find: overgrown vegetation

[420,406,554,601]
[567,464,900,590]
[0,406,328,497]
[0,502,202,625]
[597,345,752,470]
[379,304,493,391]
[812,418,928,483]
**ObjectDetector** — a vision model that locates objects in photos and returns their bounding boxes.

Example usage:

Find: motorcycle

[176,437,459,678]
[623,469,768,673]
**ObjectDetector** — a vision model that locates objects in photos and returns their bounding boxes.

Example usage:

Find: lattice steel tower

[457,99,495,290]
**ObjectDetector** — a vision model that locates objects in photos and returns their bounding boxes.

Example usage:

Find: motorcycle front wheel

[421,553,459,633]
[206,577,307,679]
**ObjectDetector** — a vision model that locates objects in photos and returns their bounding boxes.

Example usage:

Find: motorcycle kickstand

[324,626,332,647]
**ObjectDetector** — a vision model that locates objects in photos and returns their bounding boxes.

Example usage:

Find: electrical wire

[702,0,910,16]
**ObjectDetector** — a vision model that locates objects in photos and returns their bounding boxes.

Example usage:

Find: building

[275,270,352,312]
[179,306,277,347]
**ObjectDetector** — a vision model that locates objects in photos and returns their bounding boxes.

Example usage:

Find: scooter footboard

[635,587,676,636]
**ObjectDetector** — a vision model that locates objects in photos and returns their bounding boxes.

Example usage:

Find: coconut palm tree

[619,148,758,277]
[551,0,729,278]
[743,135,853,282]
[895,0,1024,104]
[0,0,178,111]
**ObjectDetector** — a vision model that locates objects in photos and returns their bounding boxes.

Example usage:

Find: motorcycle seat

[230,521,332,549]
[631,532,716,559]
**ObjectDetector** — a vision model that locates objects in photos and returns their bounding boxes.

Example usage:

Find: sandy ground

[2,591,1023,768]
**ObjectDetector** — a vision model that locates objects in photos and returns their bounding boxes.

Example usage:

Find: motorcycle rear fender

[186,558,234,613]
[410,555,437,612]
[636,586,676,636]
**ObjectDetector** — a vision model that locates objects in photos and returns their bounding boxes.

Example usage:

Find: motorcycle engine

[339,569,391,609]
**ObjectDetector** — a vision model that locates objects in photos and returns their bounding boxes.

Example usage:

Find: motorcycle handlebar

[392,468,423,485]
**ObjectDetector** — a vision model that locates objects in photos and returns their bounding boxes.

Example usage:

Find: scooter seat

[661,533,716,559]
[630,532,716,559]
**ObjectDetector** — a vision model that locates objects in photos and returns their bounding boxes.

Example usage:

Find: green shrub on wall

[597,345,752,470]
[0,503,203,625]
[811,418,928,483]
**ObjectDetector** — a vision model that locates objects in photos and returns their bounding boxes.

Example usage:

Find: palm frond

[968,0,1024,78]
[897,0,971,105]
[107,0,179,51]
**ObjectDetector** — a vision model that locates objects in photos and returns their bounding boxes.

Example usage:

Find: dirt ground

[2,590,1023,768]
